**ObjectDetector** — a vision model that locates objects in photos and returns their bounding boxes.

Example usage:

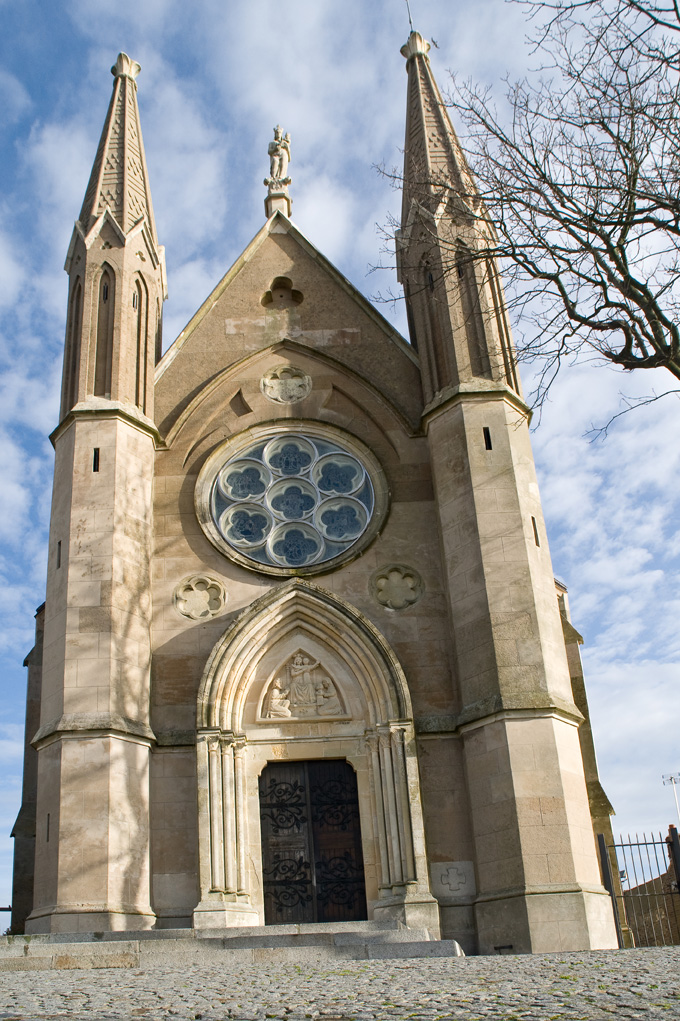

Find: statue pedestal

[265,188,292,218]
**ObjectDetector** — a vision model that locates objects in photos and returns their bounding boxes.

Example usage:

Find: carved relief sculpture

[260,365,312,405]
[371,564,424,610]
[174,575,227,620]
[262,652,347,720]
[266,677,292,718]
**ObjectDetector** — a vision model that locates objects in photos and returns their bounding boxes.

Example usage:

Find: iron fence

[597,826,680,948]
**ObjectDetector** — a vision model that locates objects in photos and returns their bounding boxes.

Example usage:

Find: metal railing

[597,826,680,948]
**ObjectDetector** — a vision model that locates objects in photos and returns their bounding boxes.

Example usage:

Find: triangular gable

[155,211,417,382]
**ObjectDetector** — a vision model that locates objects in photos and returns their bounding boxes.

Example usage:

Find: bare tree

[432,1,680,403]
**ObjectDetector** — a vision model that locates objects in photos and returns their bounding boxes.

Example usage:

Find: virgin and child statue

[265,653,344,719]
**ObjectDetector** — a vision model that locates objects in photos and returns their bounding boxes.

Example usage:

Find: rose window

[208,434,375,571]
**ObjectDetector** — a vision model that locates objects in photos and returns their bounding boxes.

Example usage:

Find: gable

[154,214,423,437]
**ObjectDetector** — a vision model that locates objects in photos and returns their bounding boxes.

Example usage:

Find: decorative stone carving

[174,575,227,620]
[265,124,291,186]
[111,52,141,81]
[442,864,467,892]
[260,365,312,405]
[194,422,390,577]
[371,564,424,610]
[261,652,347,720]
[428,860,477,901]
[264,127,292,217]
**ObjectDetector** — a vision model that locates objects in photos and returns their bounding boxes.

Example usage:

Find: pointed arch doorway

[259,758,367,924]
[193,579,440,936]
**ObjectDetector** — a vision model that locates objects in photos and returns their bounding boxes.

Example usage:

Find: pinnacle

[400,31,480,225]
[78,53,158,243]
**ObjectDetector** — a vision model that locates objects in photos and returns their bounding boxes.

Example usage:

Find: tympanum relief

[260,652,348,720]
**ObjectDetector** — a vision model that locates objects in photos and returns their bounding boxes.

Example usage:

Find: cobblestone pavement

[0,947,677,1020]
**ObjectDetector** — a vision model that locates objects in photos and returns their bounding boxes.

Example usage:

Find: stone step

[9,918,418,945]
[0,929,465,972]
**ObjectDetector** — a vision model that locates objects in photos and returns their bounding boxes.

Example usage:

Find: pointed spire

[78,52,158,242]
[400,31,479,224]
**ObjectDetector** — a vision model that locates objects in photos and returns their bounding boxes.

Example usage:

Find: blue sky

[0,0,678,914]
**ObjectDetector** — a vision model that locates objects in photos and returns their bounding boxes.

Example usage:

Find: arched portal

[193,579,439,935]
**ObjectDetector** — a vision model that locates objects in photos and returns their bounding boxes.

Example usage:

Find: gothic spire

[78,53,159,243]
[400,32,479,226]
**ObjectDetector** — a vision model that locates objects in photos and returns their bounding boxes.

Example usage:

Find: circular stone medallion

[174,575,227,620]
[371,564,424,610]
[260,365,312,404]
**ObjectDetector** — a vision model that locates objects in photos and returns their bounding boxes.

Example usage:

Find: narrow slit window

[102,282,109,302]
[46,813,50,842]
[56,540,62,569]
[531,516,540,547]
[132,291,139,310]
[93,447,100,473]
[483,427,492,450]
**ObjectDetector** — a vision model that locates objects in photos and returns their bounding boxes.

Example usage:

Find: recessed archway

[192,579,440,936]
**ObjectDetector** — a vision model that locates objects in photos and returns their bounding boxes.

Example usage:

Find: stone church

[11,32,619,955]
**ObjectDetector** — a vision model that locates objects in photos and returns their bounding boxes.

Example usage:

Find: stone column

[370,725,441,938]
[193,732,259,929]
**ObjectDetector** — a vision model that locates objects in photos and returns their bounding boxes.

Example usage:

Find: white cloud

[0,233,25,311]
[0,70,31,127]
[0,727,25,766]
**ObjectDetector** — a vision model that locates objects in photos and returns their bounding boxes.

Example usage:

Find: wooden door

[259,759,367,925]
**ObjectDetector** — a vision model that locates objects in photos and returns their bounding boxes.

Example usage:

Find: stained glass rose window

[206,433,376,571]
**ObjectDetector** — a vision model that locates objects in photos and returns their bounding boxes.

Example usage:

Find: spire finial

[405,0,414,32]
[111,52,141,81]
[264,125,292,219]
[401,31,430,64]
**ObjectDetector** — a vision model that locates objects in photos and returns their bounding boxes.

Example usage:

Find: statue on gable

[265,125,291,188]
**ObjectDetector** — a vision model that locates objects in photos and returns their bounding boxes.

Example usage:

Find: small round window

[195,427,387,576]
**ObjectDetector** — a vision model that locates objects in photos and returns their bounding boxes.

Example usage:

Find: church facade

[11,34,618,955]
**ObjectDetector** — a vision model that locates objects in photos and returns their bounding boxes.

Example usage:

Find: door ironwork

[259,759,367,924]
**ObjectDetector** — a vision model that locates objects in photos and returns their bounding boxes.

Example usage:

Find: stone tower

[27,53,165,932]
[396,31,615,953]
[12,39,618,953]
